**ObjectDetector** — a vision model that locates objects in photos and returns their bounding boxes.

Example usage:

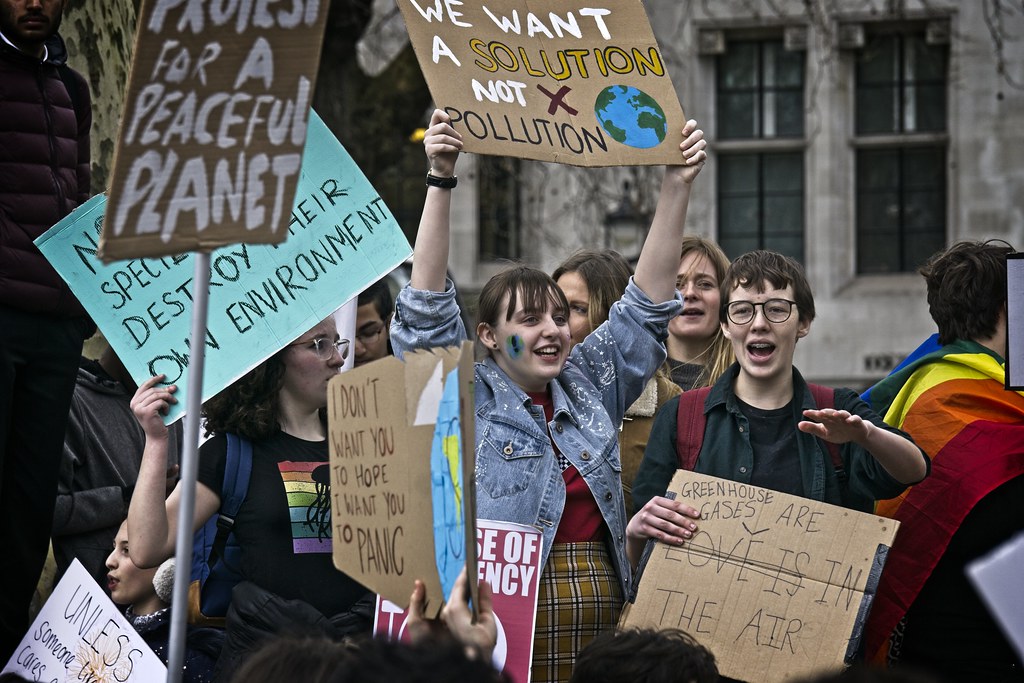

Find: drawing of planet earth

[594,85,669,149]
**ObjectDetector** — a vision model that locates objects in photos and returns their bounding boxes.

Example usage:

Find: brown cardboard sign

[620,471,900,683]
[99,0,329,261]
[397,0,686,166]
[328,343,477,618]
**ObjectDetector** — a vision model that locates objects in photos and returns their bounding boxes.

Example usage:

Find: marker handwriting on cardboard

[102,0,330,259]
[397,0,687,166]
[331,374,407,577]
[2,561,165,682]
[147,0,322,34]
[623,470,899,682]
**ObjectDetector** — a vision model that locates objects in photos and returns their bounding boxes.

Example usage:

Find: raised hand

[424,109,463,179]
[130,375,177,441]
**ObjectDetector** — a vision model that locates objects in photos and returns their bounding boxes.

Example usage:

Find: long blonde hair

[678,236,734,388]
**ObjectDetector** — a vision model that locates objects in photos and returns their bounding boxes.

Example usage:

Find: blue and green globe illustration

[594,85,668,149]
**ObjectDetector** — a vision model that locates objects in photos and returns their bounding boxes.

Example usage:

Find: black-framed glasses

[726,299,797,325]
[355,323,385,345]
[289,337,350,361]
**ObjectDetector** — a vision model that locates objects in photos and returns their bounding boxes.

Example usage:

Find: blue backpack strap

[207,433,252,569]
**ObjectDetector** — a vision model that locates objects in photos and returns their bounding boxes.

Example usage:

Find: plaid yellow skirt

[531,541,624,683]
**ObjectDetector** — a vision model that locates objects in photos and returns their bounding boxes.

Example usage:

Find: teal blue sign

[36,111,412,423]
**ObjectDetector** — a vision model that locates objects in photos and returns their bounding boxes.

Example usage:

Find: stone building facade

[442,0,1024,388]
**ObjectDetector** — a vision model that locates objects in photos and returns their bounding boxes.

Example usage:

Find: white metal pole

[165,251,211,683]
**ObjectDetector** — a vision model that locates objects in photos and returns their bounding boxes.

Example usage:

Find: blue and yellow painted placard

[397,0,686,166]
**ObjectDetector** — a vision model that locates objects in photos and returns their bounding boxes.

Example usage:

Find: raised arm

[127,376,219,568]
[410,109,464,293]
[632,120,707,302]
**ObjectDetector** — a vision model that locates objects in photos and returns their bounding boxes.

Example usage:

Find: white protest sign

[2,559,166,682]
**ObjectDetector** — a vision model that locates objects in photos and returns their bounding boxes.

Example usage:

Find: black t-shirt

[197,431,368,617]
[736,398,804,497]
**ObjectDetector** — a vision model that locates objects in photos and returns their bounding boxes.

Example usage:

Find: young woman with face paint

[390,109,707,683]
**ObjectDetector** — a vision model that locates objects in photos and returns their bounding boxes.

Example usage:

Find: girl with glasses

[391,108,707,683]
[127,317,373,681]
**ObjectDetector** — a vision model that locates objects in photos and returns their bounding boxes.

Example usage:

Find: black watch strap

[426,172,458,189]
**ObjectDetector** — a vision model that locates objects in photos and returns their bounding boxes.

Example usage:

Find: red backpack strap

[675,386,712,470]
[808,383,843,473]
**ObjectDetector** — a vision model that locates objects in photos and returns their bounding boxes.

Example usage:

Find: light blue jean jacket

[391,278,682,594]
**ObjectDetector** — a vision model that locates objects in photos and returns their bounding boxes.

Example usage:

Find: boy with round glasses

[627,250,929,559]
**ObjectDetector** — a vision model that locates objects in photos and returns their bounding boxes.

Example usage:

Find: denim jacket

[391,278,681,593]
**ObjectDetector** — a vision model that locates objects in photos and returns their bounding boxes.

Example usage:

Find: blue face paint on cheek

[505,335,524,358]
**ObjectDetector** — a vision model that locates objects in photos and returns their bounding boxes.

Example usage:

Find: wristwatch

[425,172,458,189]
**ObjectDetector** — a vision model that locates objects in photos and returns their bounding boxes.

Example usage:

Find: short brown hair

[477,264,569,328]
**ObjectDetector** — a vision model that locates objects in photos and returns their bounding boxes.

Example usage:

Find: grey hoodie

[52,358,181,589]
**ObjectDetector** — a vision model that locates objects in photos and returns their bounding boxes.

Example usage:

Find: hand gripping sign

[398,0,688,167]
[621,470,900,683]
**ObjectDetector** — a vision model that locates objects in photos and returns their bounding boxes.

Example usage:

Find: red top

[527,391,605,543]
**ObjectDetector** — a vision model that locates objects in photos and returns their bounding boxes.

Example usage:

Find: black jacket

[0,30,91,317]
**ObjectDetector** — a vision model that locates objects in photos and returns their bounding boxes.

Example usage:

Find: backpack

[675,384,846,487]
[188,433,252,628]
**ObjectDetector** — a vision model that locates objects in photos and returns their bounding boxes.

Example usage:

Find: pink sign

[374,519,542,683]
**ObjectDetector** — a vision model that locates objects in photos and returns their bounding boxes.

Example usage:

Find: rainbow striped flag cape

[862,338,1024,662]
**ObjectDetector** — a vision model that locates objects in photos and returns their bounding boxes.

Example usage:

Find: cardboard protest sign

[328,343,477,618]
[2,559,166,681]
[398,0,686,166]
[100,0,330,261]
[374,519,543,683]
[620,471,900,683]
[36,111,412,423]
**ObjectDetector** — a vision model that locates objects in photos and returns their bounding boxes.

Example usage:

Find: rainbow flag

[862,339,1024,662]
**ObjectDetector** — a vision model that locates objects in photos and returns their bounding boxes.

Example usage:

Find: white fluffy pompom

[153,558,176,604]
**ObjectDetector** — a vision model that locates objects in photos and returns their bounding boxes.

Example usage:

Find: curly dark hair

[202,351,287,441]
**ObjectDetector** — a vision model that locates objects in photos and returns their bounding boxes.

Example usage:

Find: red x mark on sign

[537,84,578,116]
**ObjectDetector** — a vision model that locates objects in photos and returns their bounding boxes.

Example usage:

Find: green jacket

[633,364,926,514]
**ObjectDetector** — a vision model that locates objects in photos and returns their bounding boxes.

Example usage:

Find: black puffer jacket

[0,31,90,317]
